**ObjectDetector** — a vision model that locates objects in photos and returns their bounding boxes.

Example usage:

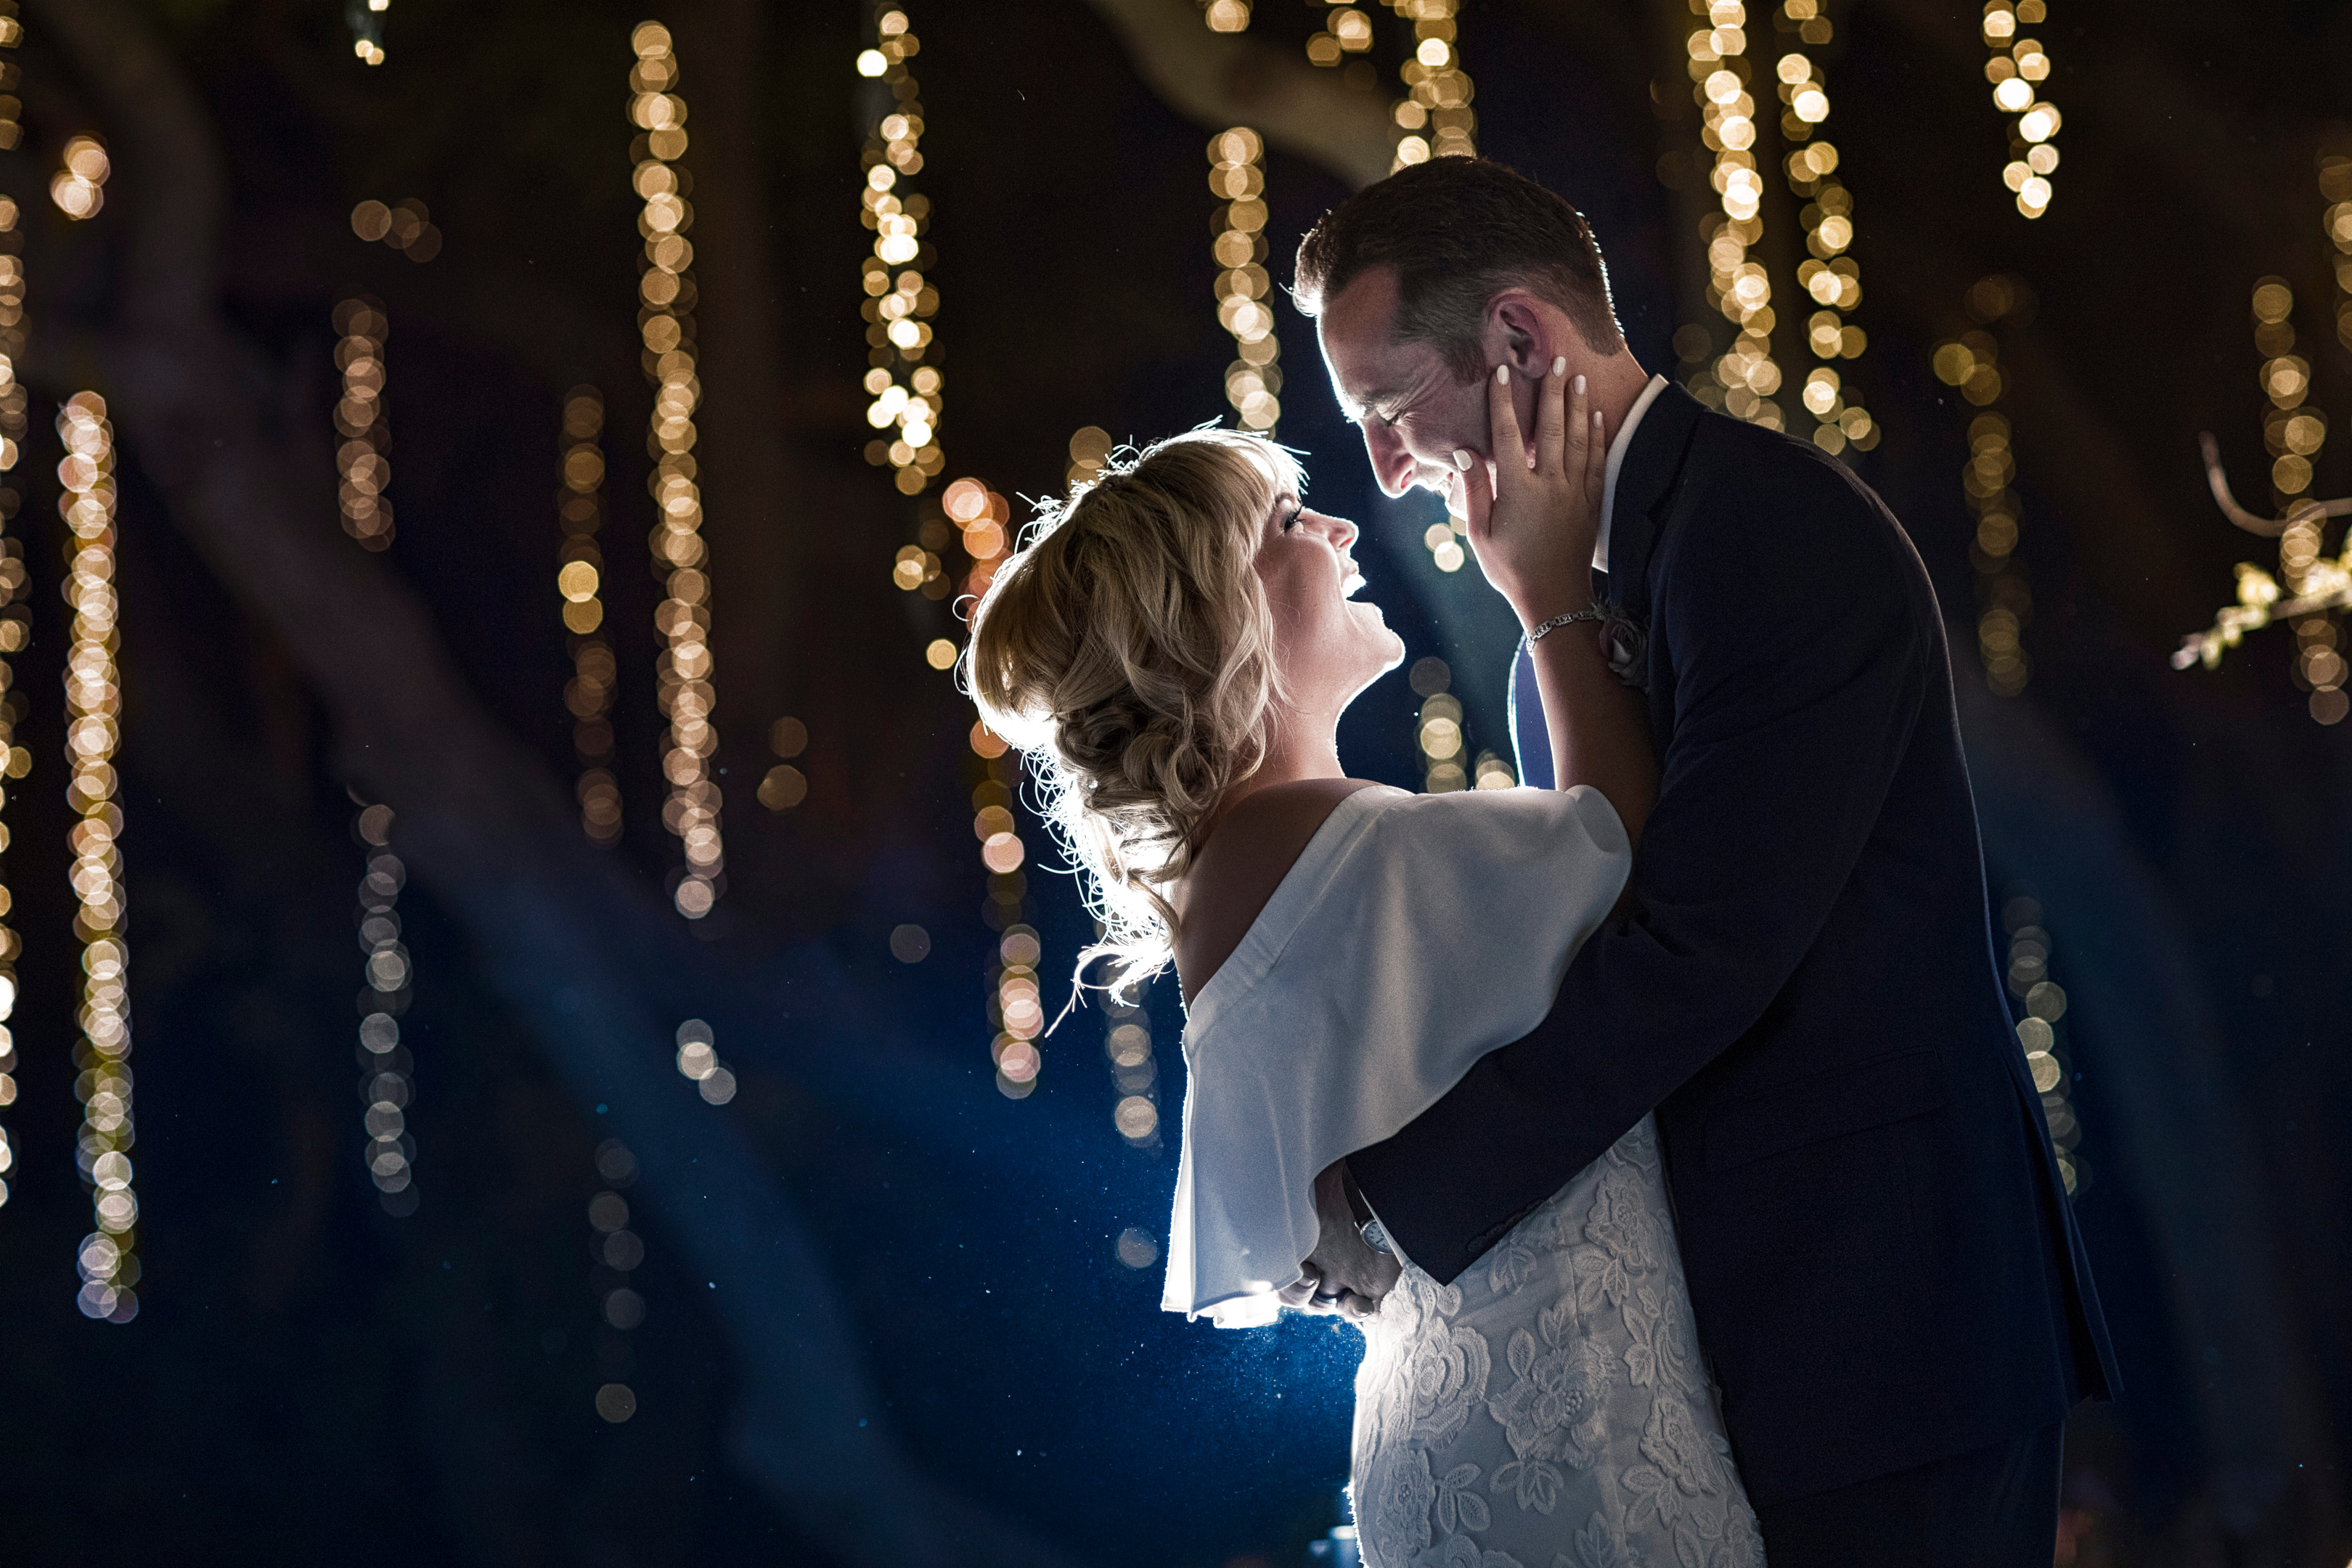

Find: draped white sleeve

[1161,783,1633,1328]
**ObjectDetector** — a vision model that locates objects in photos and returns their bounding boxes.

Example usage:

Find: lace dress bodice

[1350,1116,1764,1568]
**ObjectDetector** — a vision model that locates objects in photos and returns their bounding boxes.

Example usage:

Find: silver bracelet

[1526,603,1606,642]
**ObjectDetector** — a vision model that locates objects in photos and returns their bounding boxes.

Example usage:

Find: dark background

[0,1,2343,1564]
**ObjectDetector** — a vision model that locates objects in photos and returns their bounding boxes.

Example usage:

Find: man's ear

[1490,293,1556,375]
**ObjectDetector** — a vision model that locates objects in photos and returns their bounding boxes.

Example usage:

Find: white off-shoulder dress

[1164,785,1763,1568]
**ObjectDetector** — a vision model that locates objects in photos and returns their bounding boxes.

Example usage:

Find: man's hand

[1275,1159,1402,1320]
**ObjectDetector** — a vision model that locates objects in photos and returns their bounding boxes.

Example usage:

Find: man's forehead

[1318,267,1422,413]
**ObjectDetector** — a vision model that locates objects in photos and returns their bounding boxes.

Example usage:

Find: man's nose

[1361,422,1413,499]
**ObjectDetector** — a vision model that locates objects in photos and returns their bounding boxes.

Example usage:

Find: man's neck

[1580,348,1652,444]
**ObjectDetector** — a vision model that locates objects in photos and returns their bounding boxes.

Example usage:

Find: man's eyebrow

[1342,386,1405,421]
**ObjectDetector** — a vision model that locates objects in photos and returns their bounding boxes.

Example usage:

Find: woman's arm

[1466,364,1658,839]
[1461,363,1658,844]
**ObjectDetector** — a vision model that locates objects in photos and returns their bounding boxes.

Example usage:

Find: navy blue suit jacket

[1350,385,2118,1506]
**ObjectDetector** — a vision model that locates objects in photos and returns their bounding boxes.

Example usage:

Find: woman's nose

[1318,512,1359,550]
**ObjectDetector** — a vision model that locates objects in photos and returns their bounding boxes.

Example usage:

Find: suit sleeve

[1352,456,1937,1283]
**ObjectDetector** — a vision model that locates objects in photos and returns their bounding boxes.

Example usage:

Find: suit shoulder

[1670,411,1922,580]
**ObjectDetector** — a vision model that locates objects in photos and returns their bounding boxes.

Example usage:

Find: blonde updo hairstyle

[965,428,1300,994]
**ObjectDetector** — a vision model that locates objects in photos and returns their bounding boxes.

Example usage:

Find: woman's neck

[1210,703,1344,832]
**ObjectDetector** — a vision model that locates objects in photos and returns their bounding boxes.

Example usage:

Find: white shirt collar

[1595,373,1670,576]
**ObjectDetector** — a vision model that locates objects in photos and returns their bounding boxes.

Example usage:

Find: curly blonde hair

[964,428,1300,995]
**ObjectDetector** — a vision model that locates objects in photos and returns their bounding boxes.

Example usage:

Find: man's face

[1316,266,1489,504]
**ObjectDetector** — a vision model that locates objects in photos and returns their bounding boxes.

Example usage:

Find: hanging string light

[857,7,944,498]
[2172,272,2352,716]
[1104,988,1159,1148]
[0,20,25,1214]
[1772,8,1877,457]
[2237,276,2345,724]
[557,386,624,844]
[1303,5,1375,71]
[49,134,107,221]
[1209,127,1281,437]
[347,0,389,65]
[332,298,394,552]
[589,1137,643,1424]
[2327,147,2352,354]
[59,393,136,1323]
[942,475,1034,1096]
[1979,1,2059,219]
[349,198,443,264]
[1384,0,1474,171]
[629,21,725,918]
[1932,274,2035,695]
[1680,4,1785,431]
[2001,894,2085,1196]
[353,804,419,1216]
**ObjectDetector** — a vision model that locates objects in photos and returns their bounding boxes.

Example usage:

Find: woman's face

[1252,484,1405,714]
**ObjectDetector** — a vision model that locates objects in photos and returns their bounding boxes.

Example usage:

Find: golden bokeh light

[49,134,107,221]
[1679,4,1784,431]
[857,6,944,497]
[332,298,395,550]
[348,198,441,262]
[1385,0,1474,170]
[1774,17,1877,456]
[1209,126,1281,436]
[589,1136,642,1421]
[354,806,420,1215]
[2003,896,2085,1195]
[60,393,137,1320]
[632,21,726,915]
[0,28,23,1220]
[1935,276,2035,696]
[558,387,624,842]
[1981,1,2059,217]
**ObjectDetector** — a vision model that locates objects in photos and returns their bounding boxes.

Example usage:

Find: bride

[965,364,1763,1568]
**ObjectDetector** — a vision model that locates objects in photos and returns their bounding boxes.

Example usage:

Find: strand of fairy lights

[2249,274,2343,726]
[1932,276,2034,695]
[49,135,108,222]
[353,805,420,1214]
[589,1138,645,1424]
[2171,158,2352,699]
[629,21,725,918]
[1386,0,1474,171]
[1209,129,1280,437]
[1773,6,1877,457]
[2001,894,2084,1195]
[857,8,944,498]
[1681,3,1782,430]
[941,478,1040,1100]
[1980,1,2059,219]
[333,299,395,551]
[557,386,624,844]
[0,12,24,1215]
[1304,5,1375,72]
[348,0,389,65]
[60,393,136,1323]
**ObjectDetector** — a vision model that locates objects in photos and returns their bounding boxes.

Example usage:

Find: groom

[1294,158,2116,1563]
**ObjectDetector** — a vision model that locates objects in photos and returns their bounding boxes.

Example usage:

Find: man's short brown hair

[1293,157,1623,380]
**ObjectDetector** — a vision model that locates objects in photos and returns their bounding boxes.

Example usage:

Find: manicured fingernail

[1452,449,1473,471]
[1573,374,1586,394]
[1593,410,1604,427]
[1553,356,1568,377]
[1495,364,1509,385]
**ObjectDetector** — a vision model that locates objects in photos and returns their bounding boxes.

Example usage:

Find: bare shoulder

[1173,778,1385,1005]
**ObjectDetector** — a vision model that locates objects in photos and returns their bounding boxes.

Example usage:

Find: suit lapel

[1604,383,1705,617]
